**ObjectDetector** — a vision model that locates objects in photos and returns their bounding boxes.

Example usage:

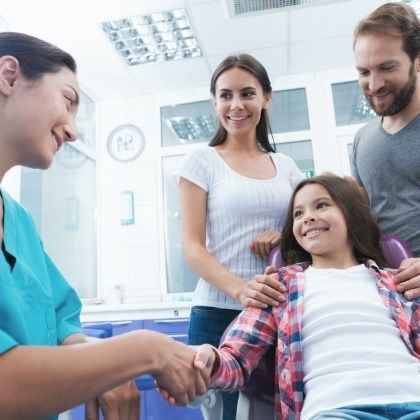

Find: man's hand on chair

[394,257,420,299]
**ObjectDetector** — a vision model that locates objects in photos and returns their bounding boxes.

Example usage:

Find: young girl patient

[190,175,420,420]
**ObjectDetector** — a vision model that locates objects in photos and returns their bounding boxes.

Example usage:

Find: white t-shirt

[301,264,420,419]
[173,146,304,310]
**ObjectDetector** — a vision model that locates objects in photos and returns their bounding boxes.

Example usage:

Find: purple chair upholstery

[267,245,282,270]
[224,233,413,403]
[380,233,413,268]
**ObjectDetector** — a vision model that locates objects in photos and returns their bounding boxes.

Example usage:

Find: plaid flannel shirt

[211,260,420,420]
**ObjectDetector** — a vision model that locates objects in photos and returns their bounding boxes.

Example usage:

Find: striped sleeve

[173,147,210,192]
[273,152,305,188]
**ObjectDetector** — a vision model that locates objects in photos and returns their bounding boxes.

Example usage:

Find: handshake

[151,334,218,406]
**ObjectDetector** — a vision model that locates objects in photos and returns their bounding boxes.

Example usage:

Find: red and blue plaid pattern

[211,261,420,419]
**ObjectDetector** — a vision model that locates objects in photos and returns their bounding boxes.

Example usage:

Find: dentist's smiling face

[292,184,354,267]
[212,67,271,139]
[6,64,79,170]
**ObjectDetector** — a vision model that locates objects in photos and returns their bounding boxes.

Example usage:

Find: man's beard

[364,63,417,116]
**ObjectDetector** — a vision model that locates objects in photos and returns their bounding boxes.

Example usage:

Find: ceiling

[0,0,387,101]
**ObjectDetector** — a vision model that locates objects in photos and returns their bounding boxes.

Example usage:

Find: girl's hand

[239,269,286,308]
[248,230,281,259]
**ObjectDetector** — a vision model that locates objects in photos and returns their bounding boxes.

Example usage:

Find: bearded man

[351,2,420,299]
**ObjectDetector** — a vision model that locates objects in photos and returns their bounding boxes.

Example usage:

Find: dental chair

[200,233,413,420]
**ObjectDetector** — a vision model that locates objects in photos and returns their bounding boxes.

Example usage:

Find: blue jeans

[188,306,242,420]
[311,402,420,419]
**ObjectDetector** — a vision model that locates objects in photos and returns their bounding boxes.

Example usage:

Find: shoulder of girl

[277,263,306,278]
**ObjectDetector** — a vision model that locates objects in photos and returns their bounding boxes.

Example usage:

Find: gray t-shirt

[351,115,420,256]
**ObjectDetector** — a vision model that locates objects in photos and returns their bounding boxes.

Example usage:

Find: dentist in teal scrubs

[0,188,82,349]
[0,32,211,419]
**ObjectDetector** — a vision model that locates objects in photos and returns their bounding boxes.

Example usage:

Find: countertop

[80,299,193,322]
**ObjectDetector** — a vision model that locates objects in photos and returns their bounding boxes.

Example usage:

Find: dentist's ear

[0,56,20,95]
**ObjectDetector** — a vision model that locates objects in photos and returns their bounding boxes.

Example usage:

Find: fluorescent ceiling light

[167,115,216,143]
[102,8,202,66]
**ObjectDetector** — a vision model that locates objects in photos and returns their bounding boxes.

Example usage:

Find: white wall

[96,95,162,303]
[2,166,21,201]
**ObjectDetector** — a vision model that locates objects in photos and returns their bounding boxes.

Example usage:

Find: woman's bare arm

[180,178,284,308]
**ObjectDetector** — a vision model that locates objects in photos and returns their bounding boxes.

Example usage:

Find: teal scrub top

[0,188,82,419]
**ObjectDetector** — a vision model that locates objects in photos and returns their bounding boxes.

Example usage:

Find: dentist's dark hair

[280,175,387,266]
[209,53,276,152]
[0,31,77,80]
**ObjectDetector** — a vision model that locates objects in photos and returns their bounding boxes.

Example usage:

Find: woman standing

[174,54,304,418]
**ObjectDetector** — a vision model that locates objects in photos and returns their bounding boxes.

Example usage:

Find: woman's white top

[173,146,303,310]
[301,264,420,419]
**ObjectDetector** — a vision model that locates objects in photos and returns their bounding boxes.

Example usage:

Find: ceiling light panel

[102,8,202,66]
[167,115,216,143]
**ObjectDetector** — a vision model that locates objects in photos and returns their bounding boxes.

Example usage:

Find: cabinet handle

[154,319,189,324]
[110,321,133,326]
[169,334,188,339]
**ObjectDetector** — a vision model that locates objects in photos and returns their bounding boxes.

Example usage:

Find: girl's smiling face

[292,183,357,268]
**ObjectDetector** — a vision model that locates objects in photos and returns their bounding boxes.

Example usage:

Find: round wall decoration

[107,124,145,162]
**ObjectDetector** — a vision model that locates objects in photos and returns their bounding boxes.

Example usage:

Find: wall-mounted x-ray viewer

[65,196,79,230]
[120,190,134,225]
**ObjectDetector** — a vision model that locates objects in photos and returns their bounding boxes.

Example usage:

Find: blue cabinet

[143,318,189,342]
[71,317,203,420]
